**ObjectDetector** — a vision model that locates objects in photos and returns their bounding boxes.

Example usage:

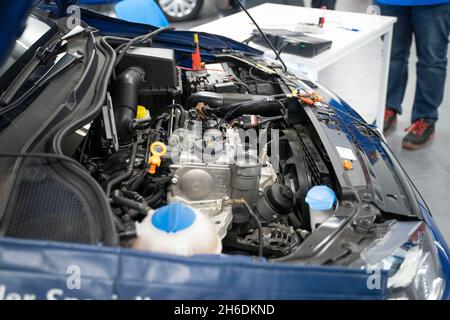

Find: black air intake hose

[185,92,267,109]
[221,100,285,117]
[186,92,287,117]
[113,67,145,145]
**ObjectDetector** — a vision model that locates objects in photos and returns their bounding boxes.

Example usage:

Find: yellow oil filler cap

[148,142,167,174]
[136,105,149,120]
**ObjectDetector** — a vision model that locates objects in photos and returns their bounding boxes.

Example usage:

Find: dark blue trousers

[312,0,337,9]
[377,2,450,122]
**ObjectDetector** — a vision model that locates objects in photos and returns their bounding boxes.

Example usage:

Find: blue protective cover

[115,0,169,27]
[0,237,388,300]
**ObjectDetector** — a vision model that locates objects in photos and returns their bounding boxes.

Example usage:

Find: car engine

[76,46,335,258]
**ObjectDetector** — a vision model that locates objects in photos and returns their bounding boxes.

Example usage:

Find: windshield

[0,15,52,78]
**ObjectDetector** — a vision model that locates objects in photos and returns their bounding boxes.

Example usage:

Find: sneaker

[384,108,397,133]
[402,119,435,150]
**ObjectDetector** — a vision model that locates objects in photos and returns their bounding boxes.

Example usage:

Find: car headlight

[361,221,445,300]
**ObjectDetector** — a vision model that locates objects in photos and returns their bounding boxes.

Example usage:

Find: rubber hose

[113,67,145,145]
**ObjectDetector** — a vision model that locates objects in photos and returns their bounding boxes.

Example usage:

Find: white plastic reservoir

[305,186,336,231]
[132,203,222,256]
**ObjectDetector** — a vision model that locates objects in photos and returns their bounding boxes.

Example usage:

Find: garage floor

[173,0,450,243]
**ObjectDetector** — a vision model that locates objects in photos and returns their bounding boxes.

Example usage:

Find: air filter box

[116,47,181,95]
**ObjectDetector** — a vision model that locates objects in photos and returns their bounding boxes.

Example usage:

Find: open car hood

[0,1,262,68]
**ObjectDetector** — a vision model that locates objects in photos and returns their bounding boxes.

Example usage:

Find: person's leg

[326,0,336,10]
[284,0,305,6]
[376,3,413,116]
[410,3,450,123]
[311,0,322,8]
[311,0,335,9]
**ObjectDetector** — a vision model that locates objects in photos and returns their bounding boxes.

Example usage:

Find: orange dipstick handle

[148,142,167,175]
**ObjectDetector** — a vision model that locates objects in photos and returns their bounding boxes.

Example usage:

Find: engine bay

[0,8,446,300]
[74,45,340,259]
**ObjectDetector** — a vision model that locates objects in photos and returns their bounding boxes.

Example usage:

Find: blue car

[0,0,449,300]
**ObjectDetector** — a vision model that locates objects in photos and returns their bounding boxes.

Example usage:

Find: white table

[192,3,397,131]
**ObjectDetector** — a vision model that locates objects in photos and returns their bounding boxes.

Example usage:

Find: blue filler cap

[151,204,196,233]
[305,186,336,211]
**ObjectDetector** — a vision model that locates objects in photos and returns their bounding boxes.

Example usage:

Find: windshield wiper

[0,38,65,106]
[0,50,84,118]
[0,25,86,107]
